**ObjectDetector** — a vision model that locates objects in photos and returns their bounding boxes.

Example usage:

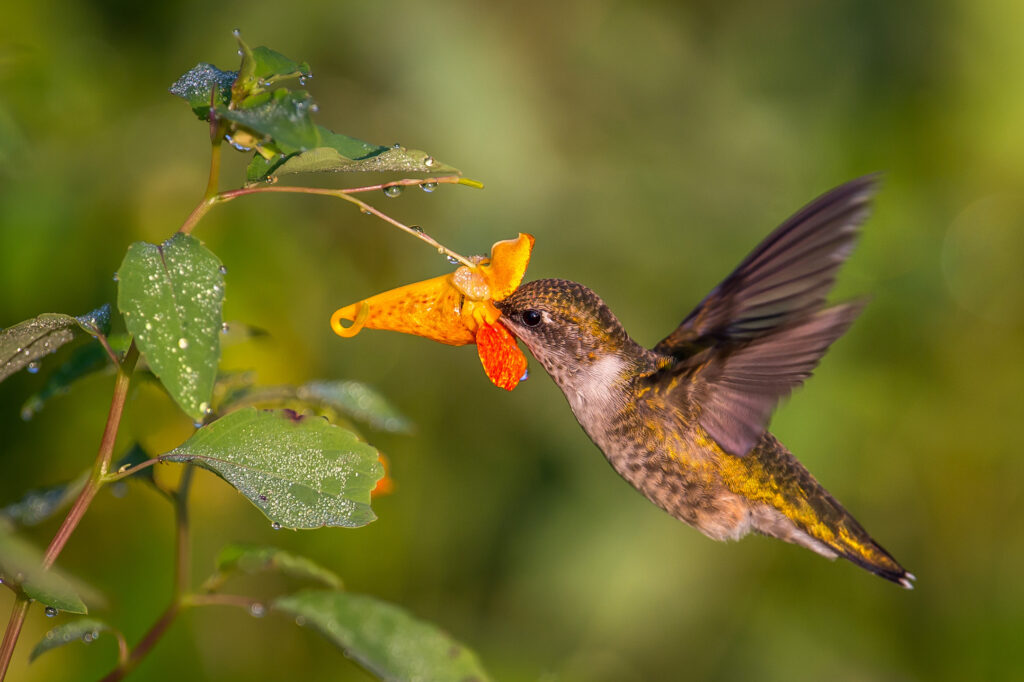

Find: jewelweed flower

[331,234,534,390]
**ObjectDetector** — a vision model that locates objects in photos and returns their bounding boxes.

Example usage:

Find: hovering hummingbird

[496,176,914,588]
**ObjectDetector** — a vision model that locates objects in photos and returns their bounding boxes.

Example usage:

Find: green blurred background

[2,1,1023,680]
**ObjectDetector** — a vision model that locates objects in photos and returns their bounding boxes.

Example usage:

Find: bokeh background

[2,1,1023,680]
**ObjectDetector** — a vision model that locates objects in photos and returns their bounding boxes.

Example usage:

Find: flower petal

[476,322,528,391]
[332,273,474,345]
[479,233,535,301]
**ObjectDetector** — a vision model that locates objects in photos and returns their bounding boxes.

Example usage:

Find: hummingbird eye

[522,309,543,327]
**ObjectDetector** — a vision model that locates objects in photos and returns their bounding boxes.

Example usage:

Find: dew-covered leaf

[161,408,382,529]
[117,233,224,422]
[0,528,88,614]
[275,590,493,682]
[0,304,111,384]
[169,63,236,121]
[1,471,88,527]
[205,544,342,591]
[298,381,412,433]
[30,618,112,662]
[216,89,320,155]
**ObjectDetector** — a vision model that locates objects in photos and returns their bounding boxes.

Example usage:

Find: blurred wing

[688,302,865,456]
[655,175,877,357]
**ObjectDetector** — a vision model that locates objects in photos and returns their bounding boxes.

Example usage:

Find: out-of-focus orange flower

[331,234,534,390]
[371,453,394,498]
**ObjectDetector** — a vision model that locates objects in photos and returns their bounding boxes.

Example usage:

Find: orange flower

[371,453,394,498]
[331,234,534,390]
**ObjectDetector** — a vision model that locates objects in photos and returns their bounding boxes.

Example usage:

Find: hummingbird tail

[740,434,916,589]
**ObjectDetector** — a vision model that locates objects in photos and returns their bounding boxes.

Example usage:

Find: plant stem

[179,174,479,266]
[43,342,139,569]
[103,458,160,483]
[215,179,477,267]
[0,341,140,681]
[0,598,29,682]
[99,464,194,681]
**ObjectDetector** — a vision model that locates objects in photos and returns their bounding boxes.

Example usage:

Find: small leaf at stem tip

[457,177,485,189]
[476,322,528,391]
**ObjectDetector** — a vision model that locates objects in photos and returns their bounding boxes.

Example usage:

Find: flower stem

[215,179,477,267]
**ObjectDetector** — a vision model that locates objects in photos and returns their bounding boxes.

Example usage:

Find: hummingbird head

[496,280,651,418]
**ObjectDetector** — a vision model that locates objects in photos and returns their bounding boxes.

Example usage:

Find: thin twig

[215,181,477,267]
[103,458,160,483]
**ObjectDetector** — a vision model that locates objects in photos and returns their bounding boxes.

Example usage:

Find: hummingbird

[496,176,914,588]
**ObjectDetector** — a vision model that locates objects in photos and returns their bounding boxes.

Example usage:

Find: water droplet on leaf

[419,182,438,193]
[219,265,228,275]
[26,361,40,374]
[44,606,57,617]
[424,156,436,167]
[383,185,403,198]
[178,338,189,349]
[221,322,230,333]
[410,225,424,233]
[112,272,119,282]
[249,603,266,618]
[310,104,319,113]
[271,522,282,530]
[446,255,459,265]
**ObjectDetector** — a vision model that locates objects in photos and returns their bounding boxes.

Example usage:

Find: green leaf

[206,544,342,590]
[0,527,88,614]
[161,408,382,529]
[246,130,459,183]
[117,233,225,422]
[0,304,111,384]
[232,34,310,101]
[217,89,320,155]
[277,143,458,175]
[1,471,88,527]
[275,590,493,682]
[30,618,112,662]
[169,63,236,120]
[298,381,412,433]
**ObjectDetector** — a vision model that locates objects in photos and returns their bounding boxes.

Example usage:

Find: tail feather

[737,432,915,589]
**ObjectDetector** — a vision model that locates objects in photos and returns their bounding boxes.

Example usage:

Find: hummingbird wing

[654,175,876,357]
[684,301,865,456]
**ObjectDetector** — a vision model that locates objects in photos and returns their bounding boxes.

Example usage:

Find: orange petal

[476,322,528,391]
[479,233,535,301]
[332,273,475,346]
[371,453,394,498]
